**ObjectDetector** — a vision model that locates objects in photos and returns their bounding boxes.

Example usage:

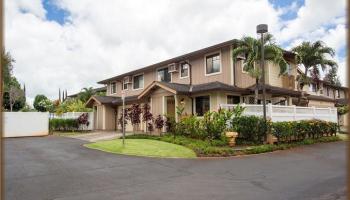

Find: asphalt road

[4,136,347,200]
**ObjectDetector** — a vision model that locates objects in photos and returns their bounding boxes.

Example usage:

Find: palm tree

[232,34,288,103]
[291,41,337,91]
[78,87,95,103]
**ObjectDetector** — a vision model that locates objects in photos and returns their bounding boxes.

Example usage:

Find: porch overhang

[247,84,302,97]
[137,81,190,99]
[85,96,119,108]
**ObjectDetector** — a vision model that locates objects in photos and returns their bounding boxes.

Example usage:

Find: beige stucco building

[85,39,348,132]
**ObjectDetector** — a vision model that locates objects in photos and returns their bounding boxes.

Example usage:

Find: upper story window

[157,67,171,82]
[122,79,128,90]
[110,82,117,94]
[326,87,330,96]
[309,83,317,92]
[180,63,189,78]
[205,53,221,75]
[133,74,144,90]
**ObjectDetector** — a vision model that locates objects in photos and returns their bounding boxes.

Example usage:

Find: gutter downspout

[184,59,194,115]
[232,44,237,87]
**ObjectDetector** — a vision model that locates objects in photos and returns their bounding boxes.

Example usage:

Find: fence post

[267,103,272,120]
[293,105,296,121]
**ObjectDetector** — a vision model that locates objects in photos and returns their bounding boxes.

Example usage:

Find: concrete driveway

[5,136,346,200]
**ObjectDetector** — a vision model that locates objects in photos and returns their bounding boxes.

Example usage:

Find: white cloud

[277,0,346,42]
[4,0,347,105]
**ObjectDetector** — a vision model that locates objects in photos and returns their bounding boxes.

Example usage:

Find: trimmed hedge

[49,118,79,132]
[234,116,268,145]
[271,120,337,143]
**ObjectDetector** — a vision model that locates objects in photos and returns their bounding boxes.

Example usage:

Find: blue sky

[43,0,69,25]
[5,0,347,102]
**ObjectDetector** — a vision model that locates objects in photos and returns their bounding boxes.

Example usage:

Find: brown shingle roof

[247,84,302,97]
[307,95,335,102]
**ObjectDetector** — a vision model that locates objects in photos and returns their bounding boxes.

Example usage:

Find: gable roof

[85,96,119,107]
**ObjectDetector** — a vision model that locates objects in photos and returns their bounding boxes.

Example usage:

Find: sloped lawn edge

[125,134,341,157]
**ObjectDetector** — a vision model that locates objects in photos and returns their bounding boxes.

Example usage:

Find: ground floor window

[227,95,240,104]
[195,96,210,116]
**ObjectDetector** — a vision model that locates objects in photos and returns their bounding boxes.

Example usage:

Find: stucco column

[174,95,179,122]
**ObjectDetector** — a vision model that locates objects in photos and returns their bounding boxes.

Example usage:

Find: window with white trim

[110,82,117,94]
[133,74,144,89]
[205,53,220,74]
[157,68,171,82]
[123,79,128,90]
[180,63,189,78]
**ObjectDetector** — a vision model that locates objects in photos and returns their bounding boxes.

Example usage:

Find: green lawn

[84,139,197,158]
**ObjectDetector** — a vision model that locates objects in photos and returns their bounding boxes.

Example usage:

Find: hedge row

[271,120,337,143]
[49,118,79,132]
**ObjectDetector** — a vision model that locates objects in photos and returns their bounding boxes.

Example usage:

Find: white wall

[3,112,49,137]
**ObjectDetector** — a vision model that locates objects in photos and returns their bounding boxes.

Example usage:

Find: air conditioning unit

[123,76,131,83]
[168,63,178,73]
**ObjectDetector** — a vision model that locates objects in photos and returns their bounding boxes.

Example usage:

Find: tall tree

[324,66,341,86]
[8,86,24,112]
[78,87,95,103]
[232,34,288,103]
[2,51,25,111]
[291,41,337,91]
[33,94,49,112]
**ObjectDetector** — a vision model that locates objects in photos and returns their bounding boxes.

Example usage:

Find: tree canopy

[2,51,25,111]
[33,94,50,112]
[291,41,337,90]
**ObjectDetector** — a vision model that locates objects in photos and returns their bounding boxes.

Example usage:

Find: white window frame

[110,81,117,94]
[156,66,172,82]
[204,51,222,76]
[242,61,257,74]
[179,61,190,79]
[132,73,144,90]
[122,79,128,91]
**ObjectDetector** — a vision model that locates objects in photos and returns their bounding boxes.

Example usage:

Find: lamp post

[257,24,268,141]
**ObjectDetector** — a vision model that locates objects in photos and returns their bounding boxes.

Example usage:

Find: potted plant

[225,118,238,147]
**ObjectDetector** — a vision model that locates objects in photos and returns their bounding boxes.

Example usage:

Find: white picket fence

[49,112,94,130]
[219,103,338,123]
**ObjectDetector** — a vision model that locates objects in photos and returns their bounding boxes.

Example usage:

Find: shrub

[234,116,267,144]
[271,120,338,143]
[49,118,79,132]
[154,115,164,134]
[180,115,205,139]
[77,113,90,127]
[129,104,142,131]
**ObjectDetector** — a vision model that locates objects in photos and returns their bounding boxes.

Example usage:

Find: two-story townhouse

[295,68,348,108]
[85,39,314,131]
